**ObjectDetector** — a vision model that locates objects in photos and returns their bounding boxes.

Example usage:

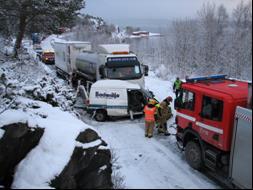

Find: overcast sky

[84,0,241,21]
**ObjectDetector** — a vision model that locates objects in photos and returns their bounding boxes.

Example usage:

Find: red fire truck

[175,75,252,188]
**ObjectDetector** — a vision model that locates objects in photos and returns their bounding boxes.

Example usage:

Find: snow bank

[76,139,102,149]
[0,129,4,139]
[0,110,29,127]
[0,97,97,188]
[1,60,76,112]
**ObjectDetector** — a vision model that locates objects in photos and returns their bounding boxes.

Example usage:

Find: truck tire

[185,141,203,170]
[95,110,107,122]
[56,70,63,79]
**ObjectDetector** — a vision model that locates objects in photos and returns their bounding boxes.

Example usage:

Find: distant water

[107,18,172,33]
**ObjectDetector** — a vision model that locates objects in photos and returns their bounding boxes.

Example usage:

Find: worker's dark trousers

[158,123,168,133]
[175,90,180,98]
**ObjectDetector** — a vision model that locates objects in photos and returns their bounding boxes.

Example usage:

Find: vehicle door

[106,88,128,116]
[54,43,69,73]
[196,95,225,149]
[127,89,145,113]
[176,88,197,129]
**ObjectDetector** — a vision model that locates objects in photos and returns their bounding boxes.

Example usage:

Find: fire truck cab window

[180,90,195,111]
[201,96,223,121]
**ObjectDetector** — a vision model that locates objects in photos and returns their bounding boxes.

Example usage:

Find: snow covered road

[81,76,219,189]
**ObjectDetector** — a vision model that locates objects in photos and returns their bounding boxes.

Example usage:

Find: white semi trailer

[52,41,149,89]
[51,41,92,78]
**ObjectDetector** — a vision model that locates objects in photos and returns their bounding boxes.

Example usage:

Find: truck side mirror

[99,65,106,79]
[143,65,149,76]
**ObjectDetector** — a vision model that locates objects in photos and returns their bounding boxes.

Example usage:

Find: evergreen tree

[0,0,85,57]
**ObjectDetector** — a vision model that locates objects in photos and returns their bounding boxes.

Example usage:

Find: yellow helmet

[148,99,158,105]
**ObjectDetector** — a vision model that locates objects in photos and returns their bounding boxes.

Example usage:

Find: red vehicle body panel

[42,52,55,63]
[177,79,248,152]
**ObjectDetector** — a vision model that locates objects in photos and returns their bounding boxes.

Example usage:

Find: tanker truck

[52,41,149,89]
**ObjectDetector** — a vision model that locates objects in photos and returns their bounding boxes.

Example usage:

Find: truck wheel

[95,110,107,122]
[56,70,61,78]
[185,141,203,170]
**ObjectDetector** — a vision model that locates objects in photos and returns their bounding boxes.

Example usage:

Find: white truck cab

[76,44,148,89]
[79,80,153,121]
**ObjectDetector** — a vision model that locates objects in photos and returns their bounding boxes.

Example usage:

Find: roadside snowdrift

[0,97,112,188]
[0,52,112,188]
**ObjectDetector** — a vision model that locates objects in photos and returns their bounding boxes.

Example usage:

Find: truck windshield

[106,57,143,80]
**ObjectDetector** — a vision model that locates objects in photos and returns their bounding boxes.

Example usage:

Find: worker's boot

[148,126,154,138]
[148,132,153,138]
[158,126,164,134]
[145,127,149,137]
[164,131,170,136]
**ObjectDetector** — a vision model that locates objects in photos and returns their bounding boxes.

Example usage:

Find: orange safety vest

[144,105,157,122]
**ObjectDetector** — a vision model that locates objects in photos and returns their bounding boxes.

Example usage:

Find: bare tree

[230,1,252,79]
[217,5,229,35]
[110,149,126,189]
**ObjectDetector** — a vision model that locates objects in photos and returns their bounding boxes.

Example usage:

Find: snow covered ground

[80,74,219,189]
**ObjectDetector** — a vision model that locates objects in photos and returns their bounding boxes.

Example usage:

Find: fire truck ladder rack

[186,75,227,83]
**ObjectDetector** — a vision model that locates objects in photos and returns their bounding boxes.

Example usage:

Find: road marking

[196,122,223,135]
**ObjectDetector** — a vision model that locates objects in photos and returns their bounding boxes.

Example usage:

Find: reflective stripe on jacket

[144,105,157,122]
[174,80,182,90]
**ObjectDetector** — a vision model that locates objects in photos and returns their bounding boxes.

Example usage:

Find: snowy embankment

[0,97,95,188]
[0,129,4,139]
[0,40,112,188]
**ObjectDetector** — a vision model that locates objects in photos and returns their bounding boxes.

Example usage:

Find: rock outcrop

[51,129,113,189]
[0,123,44,188]
[0,124,113,189]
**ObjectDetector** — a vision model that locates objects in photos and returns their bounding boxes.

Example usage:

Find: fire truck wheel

[95,110,107,122]
[185,141,203,170]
